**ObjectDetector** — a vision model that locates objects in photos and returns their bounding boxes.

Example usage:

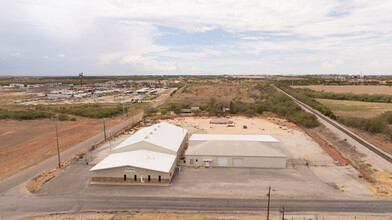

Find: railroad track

[273,84,392,164]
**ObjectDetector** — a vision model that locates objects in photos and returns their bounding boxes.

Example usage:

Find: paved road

[0,89,175,195]
[273,84,392,173]
[1,195,391,219]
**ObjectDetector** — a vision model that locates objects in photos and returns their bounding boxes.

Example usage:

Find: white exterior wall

[185,155,286,168]
[91,162,176,181]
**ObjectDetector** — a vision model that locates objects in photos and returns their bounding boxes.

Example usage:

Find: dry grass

[293,85,392,95]
[368,171,392,199]
[316,98,392,118]
[168,82,261,104]
[0,92,35,105]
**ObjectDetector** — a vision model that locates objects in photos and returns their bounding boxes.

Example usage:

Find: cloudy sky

[1,1,391,75]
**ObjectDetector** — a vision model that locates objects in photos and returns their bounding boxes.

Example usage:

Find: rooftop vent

[144,135,148,139]
[150,131,153,135]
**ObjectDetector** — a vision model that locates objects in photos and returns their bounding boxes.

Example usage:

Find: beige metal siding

[186,155,286,168]
[232,158,244,167]
[91,164,175,181]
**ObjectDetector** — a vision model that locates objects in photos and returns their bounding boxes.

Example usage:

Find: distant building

[180,109,192,113]
[210,119,233,124]
[136,88,150,94]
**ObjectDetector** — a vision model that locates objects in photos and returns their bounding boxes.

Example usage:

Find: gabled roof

[112,122,188,153]
[90,150,176,173]
[186,140,286,158]
[189,134,279,142]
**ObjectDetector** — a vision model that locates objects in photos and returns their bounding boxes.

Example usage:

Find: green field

[316,99,392,118]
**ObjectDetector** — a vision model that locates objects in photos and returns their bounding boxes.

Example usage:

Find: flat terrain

[39,116,373,200]
[315,99,392,154]
[0,116,129,182]
[40,161,373,200]
[168,82,261,104]
[164,117,332,161]
[293,85,392,95]
[21,210,392,220]
[316,98,392,118]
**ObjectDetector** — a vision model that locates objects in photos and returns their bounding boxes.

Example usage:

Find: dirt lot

[292,85,392,95]
[0,116,129,182]
[316,98,392,118]
[163,117,332,161]
[22,210,392,220]
[168,82,261,104]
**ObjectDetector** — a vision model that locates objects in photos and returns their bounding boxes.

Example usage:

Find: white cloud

[321,60,343,69]
[0,0,392,74]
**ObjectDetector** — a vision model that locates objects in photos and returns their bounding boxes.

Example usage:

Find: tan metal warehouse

[185,134,286,168]
[90,122,188,183]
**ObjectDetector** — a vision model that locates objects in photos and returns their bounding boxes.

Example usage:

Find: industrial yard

[38,116,374,200]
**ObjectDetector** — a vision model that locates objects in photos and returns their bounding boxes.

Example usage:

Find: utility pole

[280,206,285,220]
[79,72,83,88]
[54,120,61,169]
[122,85,126,117]
[103,121,107,142]
[267,186,271,220]
[108,130,112,152]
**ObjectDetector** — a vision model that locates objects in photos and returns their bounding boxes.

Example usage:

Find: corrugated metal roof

[90,150,176,173]
[112,122,188,153]
[189,134,279,142]
[185,140,286,158]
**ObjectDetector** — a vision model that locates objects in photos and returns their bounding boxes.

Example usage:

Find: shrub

[0,108,52,120]
[53,104,127,118]
[58,114,69,121]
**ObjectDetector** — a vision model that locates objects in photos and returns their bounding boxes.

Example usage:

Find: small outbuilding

[210,119,233,124]
[185,134,286,168]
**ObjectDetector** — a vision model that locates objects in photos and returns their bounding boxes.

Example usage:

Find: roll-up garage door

[233,158,244,167]
[217,157,228,166]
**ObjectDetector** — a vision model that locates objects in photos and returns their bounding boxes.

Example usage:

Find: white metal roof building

[185,134,286,168]
[112,122,188,158]
[90,150,176,173]
[90,122,188,184]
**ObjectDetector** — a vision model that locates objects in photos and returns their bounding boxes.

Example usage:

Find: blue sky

[0,0,392,75]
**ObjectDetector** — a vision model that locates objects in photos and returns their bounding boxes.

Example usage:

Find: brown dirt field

[292,85,392,95]
[22,210,267,220]
[168,82,261,104]
[0,92,35,105]
[22,211,392,220]
[0,116,130,182]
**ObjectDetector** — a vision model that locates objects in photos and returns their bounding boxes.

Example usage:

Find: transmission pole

[103,121,107,142]
[267,186,271,220]
[122,85,126,117]
[54,121,61,169]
